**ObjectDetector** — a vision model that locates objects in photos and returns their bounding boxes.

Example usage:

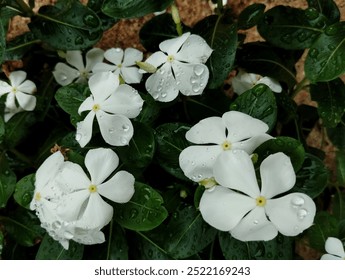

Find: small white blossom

[142,32,213,102]
[53,48,104,86]
[76,71,144,147]
[232,69,282,95]
[200,150,316,241]
[179,111,272,182]
[93,47,143,84]
[321,237,345,260]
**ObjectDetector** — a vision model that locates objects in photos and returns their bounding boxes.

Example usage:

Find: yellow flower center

[118,63,122,68]
[92,104,100,112]
[34,192,42,201]
[167,55,174,62]
[221,140,232,151]
[12,87,18,94]
[199,177,217,189]
[88,185,98,193]
[256,196,267,207]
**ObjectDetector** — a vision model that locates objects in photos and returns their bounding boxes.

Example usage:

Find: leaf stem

[292,76,309,98]
[14,0,34,17]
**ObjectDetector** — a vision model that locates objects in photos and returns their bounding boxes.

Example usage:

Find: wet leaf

[327,121,345,149]
[13,174,35,210]
[238,3,266,30]
[0,17,5,64]
[4,32,40,61]
[332,190,345,221]
[0,155,16,209]
[336,150,345,186]
[307,0,340,24]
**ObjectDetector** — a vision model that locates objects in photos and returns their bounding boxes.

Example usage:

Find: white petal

[0,80,12,95]
[85,148,119,185]
[185,116,226,144]
[53,63,80,86]
[179,145,222,181]
[88,71,119,102]
[104,48,124,65]
[325,237,345,258]
[17,80,36,94]
[222,111,269,143]
[76,111,95,147]
[175,34,213,64]
[92,62,117,73]
[230,207,278,241]
[145,51,167,68]
[258,76,282,93]
[58,161,91,192]
[5,93,17,110]
[120,67,143,84]
[231,134,273,154]
[265,193,316,236]
[98,170,135,203]
[96,112,134,146]
[9,71,27,87]
[159,32,190,55]
[320,254,344,260]
[73,227,105,245]
[172,62,209,96]
[260,153,296,198]
[78,95,94,114]
[15,91,36,111]
[4,106,23,122]
[65,50,84,71]
[85,48,105,72]
[145,64,178,102]
[214,150,260,198]
[199,185,256,231]
[231,71,258,95]
[122,48,143,66]
[57,189,90,221]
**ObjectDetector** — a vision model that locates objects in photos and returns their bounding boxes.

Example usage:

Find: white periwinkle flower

[143,32,213,102]
[200,150,316,242]
[76,71,144,147]
[232,69,282,95]
[321,237,345,260]
[0,70,37,121]
[53,48,104,86]
[179,111,272,182]
[93,47,143,84]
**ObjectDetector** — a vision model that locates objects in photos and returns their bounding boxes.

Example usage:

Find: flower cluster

[30,148,135,249]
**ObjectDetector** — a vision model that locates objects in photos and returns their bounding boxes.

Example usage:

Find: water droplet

[75,133,82,141]
[192,84,201,93]
[130,208,139,219]
[157,86,163,92]
[305,7,319,20]
[190,76,198,84]
[64,231,74,239]
[281,34,292,44]
[297,32,308,42]
[122,124,129,132]
[120,137,128,145]
[297,208,308,220]
[325,25,341,36]
[52,221,62,230]
[193,65,205,76]
[108,128,114,134]
[291,195,305,208]
[161,92,167,98]
[83,14,99,28]
[253,84,266,95]
[253,220,259,225]
[74,36,84,45]
[309,48,319,59]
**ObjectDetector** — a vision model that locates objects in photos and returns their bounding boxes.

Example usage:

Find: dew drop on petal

[192,84,201,93]
[52,221,62,230]
[115,48,122,53]
[253,220,259,225]
[75,133,82,141]
[190,76,199,84]
[193,65,205,76]
[297,208,308,220]
[63,231,74,239]
[122,124,130,132]
[108,128,114,134]
[291,195,305,208]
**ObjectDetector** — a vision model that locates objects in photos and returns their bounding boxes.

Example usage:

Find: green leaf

[305,22,345,82]
[102,0,173,19]
[14,174,35,209]
[165,204,217,259]
[238,3,266,30]
[154,123,191,180]
[0,155,16,208]
[113,182,168,231]
[136,93,160,125]
[36,234,84,260]
[254,136,305,172]
[307,211,339,251]
[4,32,40,61]
[0,16,5,64]
[29,1,102,50]
[104,223,128,260]
[327,121,345,149]
[257,6,322,50]
[336,150,345,186]
[219,232,294,260]
[0,116,5,143]
[193,15,237,89]
[310,78,345,127]
[332,190,345,221]
[292,153,329,198]
[230,84,277,132]
[307,0,340,24]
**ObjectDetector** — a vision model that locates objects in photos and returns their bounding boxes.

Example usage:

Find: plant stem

[292,76,309,98]
[15,0,34,17]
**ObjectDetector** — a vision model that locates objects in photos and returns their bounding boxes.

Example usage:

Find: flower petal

[104,48,124,65]
[214,150,260,198]
[89,71,119,102]
[73,227,105,245]
[257,76,282,93]
[199,185,256,231]
[53,63,80,86]
[175,34,213,64]
[17,80,36,94]
[325,237,345,258]
[320,254,344,260]
[98,170,135,203]
[85,148,119,185]
[185,116,226,144]
[120,66,143,84]
[66,50,84,71]
[173,62,209,96]
[122,48,143,66]
[15,91,36,111]
[76,111,95,147]
[260,153,296,198]
[179,145,221,181]
[58,161,91,192]
[222,111,269,143]
[4,106,23,122]
[96,112,134,146]
[57,189,90,221]
[231,71,257,95]
[265,193,316,236]
[5,93,16,110]
[92,62,117,73]
[85,48,105,72]
[145,64,178,102]
[232,134,273,154]
[78,95,94,114]
[230,207,278,241]
[9,71,27,87]
[159,32,190,55]
[145,51,167,68]
[0,80,12,95]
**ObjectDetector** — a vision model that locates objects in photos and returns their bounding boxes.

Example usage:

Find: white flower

[199,150,316,241]
[232,69,282,95]
[0,71,36,121]
[76,71,144,147]
[321,237,345,260]
[56,148,135,230]
[93,47,143,84]
[53,48,104,86]
[179,111,272,182]
[143,32,212,102]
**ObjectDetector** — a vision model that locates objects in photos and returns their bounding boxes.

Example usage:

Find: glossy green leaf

[0,155,16,208]
[292,153,329,198]
[29,1,102,50]
[102,223,128,260]
[193,15,237,89]
[254,136,305,172]
[165,204,217,259]
[4,32,40,61]
[230,84,277,132]
[274,90,298,124]
[36,234,84,260]
[102,0,173,19]
[332,191,345,221]
[336,150,345,186]
[307,0,340,24]
[136,93,160,125]
[327,121,345,149]
[238,3,265,30]
[14,174,35,209]
[113,182,168,231]
[257,6,322,49]
[0,116,4,143]
[154,123,190,180]
[305,22,345,82]
[0,17,5,64]
[310,78,345,127]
